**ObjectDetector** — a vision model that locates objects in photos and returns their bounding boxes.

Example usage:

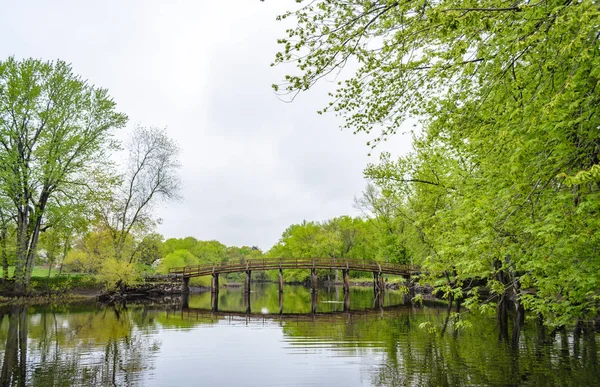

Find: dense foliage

[274,0,600,328]
[266,214,412,282]
[0,58,126,291]
[0,58,181,292]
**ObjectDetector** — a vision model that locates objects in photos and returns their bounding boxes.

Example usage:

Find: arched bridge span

[168,257,417,278]
[168,258,419,313]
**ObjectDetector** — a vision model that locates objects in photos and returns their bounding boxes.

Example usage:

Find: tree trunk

[0,308,19,385]
[440,292,454,337]
[18,307,27,386]
[494,259,509,341]
[498,293,509,341]
[58,235,70,276]
[14,205,45,293]
[24,213,44,289]
[511,279,525,348]
[14,211,29,293]
[512,299,524,347]
[1,229,8,282]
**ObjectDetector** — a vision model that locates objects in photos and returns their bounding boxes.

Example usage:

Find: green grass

[0,266,99,293]
[0,266,62,278]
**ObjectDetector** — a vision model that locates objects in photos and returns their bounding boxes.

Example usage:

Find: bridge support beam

[403,274,413,304]
[374,290,384,309]
[343,290,350,312]
[182,277,190,294]
[211,273,219,294]
[245,270,252,294]
[211,290,219,312]
[373,272,379,294]
[310,268,318,293]
[279,268,284,293]
[311,290,318,314]
[279,290,283,315]
[244,289,251,314]
[373,272,385,295]
[181,293,189,309]
[342,269,350,294]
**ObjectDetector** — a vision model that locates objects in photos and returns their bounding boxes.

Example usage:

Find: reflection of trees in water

[185,283,407,314]
[0,306,27,387]
[0,300,597,386]
[277,307,599,386]
[367,314,600,386]
[0,304,160,387]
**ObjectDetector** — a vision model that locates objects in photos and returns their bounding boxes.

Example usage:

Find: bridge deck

[168,258,418,278]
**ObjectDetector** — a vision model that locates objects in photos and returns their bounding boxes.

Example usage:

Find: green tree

[193,240,227,264]
[0,197,15,281]
[267,217,379,282]
[163,236,198,255]
[274,1,600,328]
[131,233,164,266]
[0,58,127,292]
[157,249,199,274]
[38,198,95,277]
[354,183,418,264]
[63,226,122,274]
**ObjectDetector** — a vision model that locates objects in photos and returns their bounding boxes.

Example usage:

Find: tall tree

[101,126,181,262]
[0,58,127,292]
[274,1,600,327]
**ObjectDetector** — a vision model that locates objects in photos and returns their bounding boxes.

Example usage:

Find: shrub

[96,258,139,289]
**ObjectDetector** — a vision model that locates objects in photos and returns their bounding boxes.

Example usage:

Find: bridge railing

[167,257,417,276]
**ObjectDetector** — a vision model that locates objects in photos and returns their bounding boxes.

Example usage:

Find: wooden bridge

[168,257,416,278]
[168,257,418,303]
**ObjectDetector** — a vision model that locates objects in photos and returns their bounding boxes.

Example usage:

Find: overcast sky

[1,1,412,250]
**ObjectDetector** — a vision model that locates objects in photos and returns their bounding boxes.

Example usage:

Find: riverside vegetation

[0,0,598,346]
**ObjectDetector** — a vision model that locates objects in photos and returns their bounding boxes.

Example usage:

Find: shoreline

[0,280,433,306]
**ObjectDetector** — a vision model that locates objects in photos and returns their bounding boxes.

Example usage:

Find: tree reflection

[275,306,600,386]
[0,291,597,386]
[0,306,27,387]
[0,304,160,386]
[367,313,600,386]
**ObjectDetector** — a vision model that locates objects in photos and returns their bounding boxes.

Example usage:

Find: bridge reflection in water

[170,258,419,313]
[169,303,414,327]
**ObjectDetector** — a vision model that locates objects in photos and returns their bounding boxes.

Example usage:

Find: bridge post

[310,268,318,293]
[211,290,219,312]
[404,274,413,304]
[244,289,251,314]
[378,273,385,293]
[279,268,284,293]
[343,289,350,312]
[342,269,350,294]
[245,270,252,294]
[211,273,219,294]
[374,290,383,309]
[182,276,190,294]
[181,293,189,309]
[311,289,318,314]
[373,272,379,294]
[278,290,283,315]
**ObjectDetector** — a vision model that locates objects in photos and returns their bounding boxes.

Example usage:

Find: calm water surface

[0,283,598,386]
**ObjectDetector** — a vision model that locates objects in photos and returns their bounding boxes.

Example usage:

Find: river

[0,283,598,386]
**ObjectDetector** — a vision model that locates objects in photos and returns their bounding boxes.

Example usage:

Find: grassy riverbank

[0,266,102,304]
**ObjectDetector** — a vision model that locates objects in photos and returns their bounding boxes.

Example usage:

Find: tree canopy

[0,57,127,291]
[274,0,600,327]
